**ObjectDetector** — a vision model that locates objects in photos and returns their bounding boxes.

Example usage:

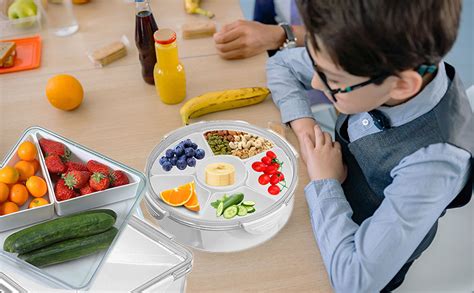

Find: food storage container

[0,0,42,38]
[0,126,193,291]
[0,215,193,292]
[143,120,298,252]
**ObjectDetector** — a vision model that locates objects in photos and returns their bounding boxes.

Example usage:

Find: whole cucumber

[4,212,116,254]
[222,193,244,211]
[19,227,118,268]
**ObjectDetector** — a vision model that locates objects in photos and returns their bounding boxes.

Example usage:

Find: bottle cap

[154,29,177,45]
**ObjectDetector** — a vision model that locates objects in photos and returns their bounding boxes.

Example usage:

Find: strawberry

[79,184,95,196]
[39,138,71,161]
[86,160,110,175]
[89,172,110,191]
[110,170,129,187]
[65,161,88,172]
[45,154,67,174]
[62,170,91,189]
[55,179,77,201]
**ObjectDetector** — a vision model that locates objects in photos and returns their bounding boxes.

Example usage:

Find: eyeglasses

[304,35,388,102]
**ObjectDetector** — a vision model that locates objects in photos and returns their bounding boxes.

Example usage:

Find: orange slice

[160,181,194,206]
[184,187,200,212]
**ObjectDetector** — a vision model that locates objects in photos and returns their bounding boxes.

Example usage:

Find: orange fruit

[17,141,37,161]
[31,159,41,174]
[29,198,49,209]
[26,176,48,198]
[184,187,200,212]
[46,74,84,111]
[0,183,9,203]
[0,166,20,184]
[0,201,19,216]
[9,184,29,206]
[160,181,195,206]
[14,161,36,181]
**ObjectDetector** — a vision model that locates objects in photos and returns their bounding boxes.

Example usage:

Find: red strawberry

[55,179,77,201]
[62,170,91,189]
[110,170,129,187]
[86,160,110,175]
[79,185,95,196]
[89,172,110,191]
[39,138,71,161]
[65,161,88,172]
[45,154,67,174]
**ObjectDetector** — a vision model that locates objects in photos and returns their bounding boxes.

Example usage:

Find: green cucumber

[242,201,255,207]
[246,206,256,213]
[216,201,224,217]
[66,209,117,220]
[4,212,116,254]
[19,227,118,268]
[223,206,238,219]
[237,206,248,216]
[222,193,244,210]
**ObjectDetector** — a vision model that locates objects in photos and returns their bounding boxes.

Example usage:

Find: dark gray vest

[335,63,474,226]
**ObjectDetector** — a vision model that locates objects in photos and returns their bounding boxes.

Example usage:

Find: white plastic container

[0,127,193,291]
[0,0,42,38]
[144,120,299,252]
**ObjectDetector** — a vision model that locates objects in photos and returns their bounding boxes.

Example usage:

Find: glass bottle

[135,0,158,84]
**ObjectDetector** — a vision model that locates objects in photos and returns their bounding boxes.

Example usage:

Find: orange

[14,161,36,181]
[0,183,9,203]
[160,181,195,207]
[9,184,29,206]
[46,74,84,111]
[0,166,20,184]
[184,187,200,212]
[31,159,41,174]
[29,198,49,209]
[0,201,19,216]
[26,176,48,198]
[17,141,37,161]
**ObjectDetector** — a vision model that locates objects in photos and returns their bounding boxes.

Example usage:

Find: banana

[179,87,270,125]
[205,163,235,186]
[184,0,215,18]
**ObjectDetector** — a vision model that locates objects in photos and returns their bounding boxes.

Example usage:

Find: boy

[266,0,473,292]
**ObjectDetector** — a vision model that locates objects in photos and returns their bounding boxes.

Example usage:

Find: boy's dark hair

[297,0,462,79]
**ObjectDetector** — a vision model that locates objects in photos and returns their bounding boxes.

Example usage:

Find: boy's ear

[388,70,423,101]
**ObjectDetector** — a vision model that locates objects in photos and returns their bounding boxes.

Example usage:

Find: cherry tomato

[271,162,280,170]
[269,174,280,185]
[268,184,280,195]
[275,171,285,182]
[258,174,271,185]
[266,151,277,160]
[252,162,267,172]
[261,156,272,165]
[264,165,278,175]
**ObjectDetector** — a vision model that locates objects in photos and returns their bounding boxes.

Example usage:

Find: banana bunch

[180,87,270,125]
[184,0,214,18]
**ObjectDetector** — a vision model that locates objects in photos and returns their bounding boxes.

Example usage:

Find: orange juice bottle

[153,29,186,104]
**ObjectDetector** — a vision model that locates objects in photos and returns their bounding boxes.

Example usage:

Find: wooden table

[0,0,332,292]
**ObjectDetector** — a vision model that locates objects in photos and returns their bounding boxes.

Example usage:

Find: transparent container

[41,0,78,37]
[0,127,193,291]
[143,120,299,252]
[0,0,42,38]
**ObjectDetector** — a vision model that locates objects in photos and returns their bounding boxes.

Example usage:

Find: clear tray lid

[144,120,299,231]
[0,215,193,292]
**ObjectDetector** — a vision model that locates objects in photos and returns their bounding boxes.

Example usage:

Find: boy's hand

[303,125,347,183]
[290,118,316,163]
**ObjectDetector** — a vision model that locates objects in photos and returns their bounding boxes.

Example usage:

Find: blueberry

[165,149,175,158]
[159,156,168,166]
[162,161,173,172]
[179,155,187,162]
[185,148,195,158]
[194,149,205,160]
[183,139,193,148]
[191,143,198,150]
[174,145,184,157]
[176,159,187,170]
[187,157,196,167]
[170,156,178,166]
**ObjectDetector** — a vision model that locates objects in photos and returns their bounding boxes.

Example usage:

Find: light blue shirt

[267,49,472,292]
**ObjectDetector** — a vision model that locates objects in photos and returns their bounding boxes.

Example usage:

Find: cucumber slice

[242,201,255,207]
[238,206,248,216]
[216,201,224,217]
[246,206,256,213]
[223,205,238,219]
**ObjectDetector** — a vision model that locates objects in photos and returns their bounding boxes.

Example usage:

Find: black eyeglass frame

[304,34,388,102]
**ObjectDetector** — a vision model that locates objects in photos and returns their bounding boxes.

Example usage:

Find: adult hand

[214,20,285,60]
[302,125,347,183]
